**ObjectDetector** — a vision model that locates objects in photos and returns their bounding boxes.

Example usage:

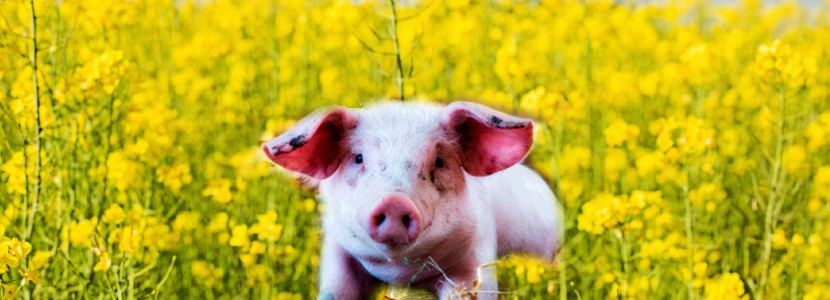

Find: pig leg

[318,236,374,300]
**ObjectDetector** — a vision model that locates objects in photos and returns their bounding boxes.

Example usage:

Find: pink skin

[262,101,563,299]
[367,195,421,246]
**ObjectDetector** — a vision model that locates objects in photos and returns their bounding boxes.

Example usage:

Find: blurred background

[1,0,829,299]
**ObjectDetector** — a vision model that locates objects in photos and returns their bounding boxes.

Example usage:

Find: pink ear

[261,107,358,179]
[443,102,534,176]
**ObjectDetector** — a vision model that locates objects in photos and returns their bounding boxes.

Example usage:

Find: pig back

[468,164,563,260]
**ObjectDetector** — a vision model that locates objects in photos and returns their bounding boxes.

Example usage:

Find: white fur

[302,101,562,299]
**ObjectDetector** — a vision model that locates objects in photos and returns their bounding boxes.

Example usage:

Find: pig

[261,101,563,299]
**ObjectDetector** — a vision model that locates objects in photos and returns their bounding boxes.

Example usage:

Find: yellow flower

[283,245,297,260]
[110,226,141,255]
[689,183,727,211]
[807,198,823,214]
[3,283,17,298]
[156,164,193,193]
[302,199,316,213]
[1,151,27,195]
[519,86,549,119]
[230,148,272,179]
[0,238,33,276]
[19,267,41,285]
[202,179,234,204]
[654,117,715,156]
[494,39,520,83]
[635,151,665,177]
[244,264,271,286]
[191,260,224,288]
[249,210,283,242]
[105,151,142,192]
[814,167,830,200]
[704,273,748,300]
[239,253,257,267]
[754,39,817,88]
[274,292,303,300]
[558,177,584,204]
[558,146,592,175]
[93,251,111,272]
[577,189,659,236]
[6,239,32,261]
[0,243,19,275]
[772,229,788,250]
[229,225,249,247]
[604,119,640,147]
[29,251,52,271]
[805,284,830,300]
[319,68,344,100]
[625,219,644,231]
[248,241,267,255]
[791,234,805,246]
[127,204,145,225]
[577,193,625,234]
[172,211,200,232]
[806,234,822,259]
[68,219,97,247]
[208,212,229,233]
[604,149,627,183]
[102,204,126,225]
[143,222,178,252]
[782,145,808,176]
[805,113,830,151]
[526,263,543,284]
[694,262,708,278]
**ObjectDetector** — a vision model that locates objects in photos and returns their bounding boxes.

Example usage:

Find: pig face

[318,104,470,260]
[261,101,533,260]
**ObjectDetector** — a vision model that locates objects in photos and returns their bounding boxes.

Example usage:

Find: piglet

[261,101,563,299]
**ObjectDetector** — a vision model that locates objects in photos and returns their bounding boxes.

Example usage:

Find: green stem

[387,0,405,101]
[552,122,567,300]
[152,256,177,300]
[620,232,631,299]
[25,0,42,242]
[758,89,787,299]
[684,167,695,300]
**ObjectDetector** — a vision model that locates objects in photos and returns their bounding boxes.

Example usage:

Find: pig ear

[442,102,534,176]
[261,107,358,179]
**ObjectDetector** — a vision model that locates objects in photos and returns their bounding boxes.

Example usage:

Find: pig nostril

[370,196,421,245]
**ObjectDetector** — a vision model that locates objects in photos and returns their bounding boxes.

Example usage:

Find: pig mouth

[370,219,435,257]
[346,219,437,261]
[359,249,429,267]
[341,225,409,259]
[341,215,436,261]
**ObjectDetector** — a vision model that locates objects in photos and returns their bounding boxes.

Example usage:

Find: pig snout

[367,195,421,246]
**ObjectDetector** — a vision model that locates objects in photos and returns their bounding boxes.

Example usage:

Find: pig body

[262,101,563,299]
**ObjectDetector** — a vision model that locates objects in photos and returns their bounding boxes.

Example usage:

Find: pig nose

[368,195,421,247]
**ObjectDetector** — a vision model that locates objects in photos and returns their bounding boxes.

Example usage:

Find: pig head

[262,101,563,299]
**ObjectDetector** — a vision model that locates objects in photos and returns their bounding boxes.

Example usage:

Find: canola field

[1,0,830,299]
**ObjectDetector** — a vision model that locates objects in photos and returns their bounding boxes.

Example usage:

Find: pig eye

[435,157,445,168]
[355,154,363,164]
